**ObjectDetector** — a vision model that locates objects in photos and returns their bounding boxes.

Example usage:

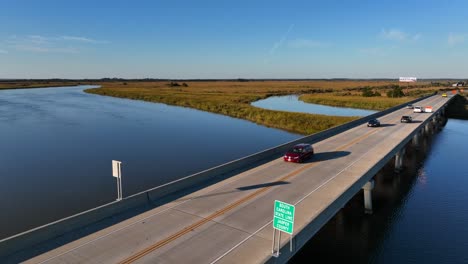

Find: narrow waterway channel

[252,95,376,116]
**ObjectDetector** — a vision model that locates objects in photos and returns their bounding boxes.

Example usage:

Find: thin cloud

[61,36,108,44]
[412,33,421,41]
[269,24,295,55]
[14,44,78,53]
[0,49,8,54]
[4,34,107,54]
[380,29,420,41]
[448,33,466,46]
[288,39,324,48]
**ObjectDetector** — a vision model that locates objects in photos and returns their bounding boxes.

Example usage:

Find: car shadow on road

[237,181,289,191]
[302,151,351,163]
[177,181,291,201]
[410,120,423,123]
[379,124,396,127]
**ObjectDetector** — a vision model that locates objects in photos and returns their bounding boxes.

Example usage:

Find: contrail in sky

[269,23,295,55]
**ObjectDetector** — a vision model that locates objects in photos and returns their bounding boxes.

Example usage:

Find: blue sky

[1,0,467,79]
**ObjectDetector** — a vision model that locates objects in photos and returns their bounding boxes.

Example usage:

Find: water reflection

[252,95,376,116]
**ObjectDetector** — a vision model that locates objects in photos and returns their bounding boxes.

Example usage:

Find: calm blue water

[0,86,300,239]
[252,95,376,116]
[370,119,468,264]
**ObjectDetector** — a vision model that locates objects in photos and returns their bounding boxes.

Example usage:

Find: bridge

[0,94,454,263]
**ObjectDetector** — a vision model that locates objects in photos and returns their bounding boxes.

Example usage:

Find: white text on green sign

[273,200,295,234]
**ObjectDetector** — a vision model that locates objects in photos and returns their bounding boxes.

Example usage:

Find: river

[0,86,300,239]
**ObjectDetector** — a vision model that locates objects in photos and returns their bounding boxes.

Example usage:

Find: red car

[283,143,314,163]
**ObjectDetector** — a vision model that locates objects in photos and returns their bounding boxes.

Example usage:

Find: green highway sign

[273,200,295,234]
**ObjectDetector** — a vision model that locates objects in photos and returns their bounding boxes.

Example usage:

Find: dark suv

[400,116,413,123]
[367,118,381,127]
[283,143,314,163]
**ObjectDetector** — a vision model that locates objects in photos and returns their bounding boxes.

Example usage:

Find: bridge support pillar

[412,132,420,147]
[424,123,431,134]
[363,180,375,214]
[395,149,405,172]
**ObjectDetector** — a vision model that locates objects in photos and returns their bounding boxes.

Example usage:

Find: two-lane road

[24,95,448,264]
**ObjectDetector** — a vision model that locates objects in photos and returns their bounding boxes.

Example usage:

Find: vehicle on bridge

[424,106,433,113]
[283,143,314,163]
[406,104,414,109]
[367,118,381,127]
[400,116,413,123]
[442,93,447,97]
[413,106,423,113]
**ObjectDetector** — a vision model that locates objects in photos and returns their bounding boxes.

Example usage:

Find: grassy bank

[0,80,87,90]
[299,94,414,110]
[84,80,426,135]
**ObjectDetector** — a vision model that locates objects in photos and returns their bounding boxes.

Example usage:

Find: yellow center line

[119,96,441,263]
[120,160,317,264]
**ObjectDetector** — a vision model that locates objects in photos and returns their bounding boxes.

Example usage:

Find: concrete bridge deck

[2,95,452,264]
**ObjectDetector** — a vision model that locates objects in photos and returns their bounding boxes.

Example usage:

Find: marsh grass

[84,80,434,135]
[0,81,86,90]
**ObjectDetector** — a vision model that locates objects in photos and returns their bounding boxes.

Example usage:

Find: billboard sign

[399,77,417,82]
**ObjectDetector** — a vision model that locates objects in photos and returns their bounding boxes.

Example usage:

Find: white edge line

[209,221,272,264]
[211,96,447,263]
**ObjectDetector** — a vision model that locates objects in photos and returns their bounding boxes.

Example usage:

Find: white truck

[413,106,423,113]
[424,106,433,113]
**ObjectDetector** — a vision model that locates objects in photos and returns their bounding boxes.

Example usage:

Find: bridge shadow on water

[289,128,441,263]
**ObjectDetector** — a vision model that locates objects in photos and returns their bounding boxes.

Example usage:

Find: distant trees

[387,86,405,98]
[361,87,381,97]
[168,81,189,87]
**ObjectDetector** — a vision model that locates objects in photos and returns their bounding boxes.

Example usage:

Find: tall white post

[112,160,123,201]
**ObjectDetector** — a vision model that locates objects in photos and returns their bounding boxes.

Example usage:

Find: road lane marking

[118,121,388,263]
[42,95,446,263]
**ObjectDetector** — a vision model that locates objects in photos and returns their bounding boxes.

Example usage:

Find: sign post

[112,160,123,201]
[272,200,295,257]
